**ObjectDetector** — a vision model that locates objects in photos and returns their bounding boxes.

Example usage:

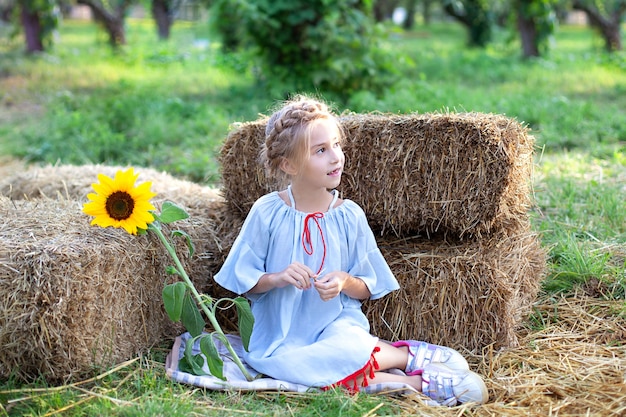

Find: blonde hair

[260,95,342,181]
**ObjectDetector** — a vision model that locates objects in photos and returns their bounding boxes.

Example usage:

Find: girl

[214,95,488,406]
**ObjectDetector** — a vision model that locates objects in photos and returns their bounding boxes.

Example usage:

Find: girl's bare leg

[373,340,410,371]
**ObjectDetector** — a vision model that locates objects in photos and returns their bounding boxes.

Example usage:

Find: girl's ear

[280,158,299,176]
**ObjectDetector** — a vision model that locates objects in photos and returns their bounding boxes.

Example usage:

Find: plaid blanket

[166,332,420,396]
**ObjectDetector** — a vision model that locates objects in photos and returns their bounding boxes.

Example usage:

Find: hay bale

[208,202,545,352]
[0,163,223,218]
[364,228,546,352]
[219,112,535,238]
[0,190,229,382]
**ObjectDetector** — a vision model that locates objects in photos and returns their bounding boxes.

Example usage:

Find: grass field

[1,15,625,416]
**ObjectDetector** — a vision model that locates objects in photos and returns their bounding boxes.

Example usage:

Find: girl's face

[294,119,344,190]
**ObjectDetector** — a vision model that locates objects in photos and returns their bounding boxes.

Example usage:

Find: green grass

[1,16,626,416]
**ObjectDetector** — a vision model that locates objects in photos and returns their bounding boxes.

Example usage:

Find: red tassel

[324,346,381,393]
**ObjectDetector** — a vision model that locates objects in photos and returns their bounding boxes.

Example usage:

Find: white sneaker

[421,363,489,406]
[391,340,469,375]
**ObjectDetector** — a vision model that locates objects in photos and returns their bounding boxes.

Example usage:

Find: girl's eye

[316,147,325,154]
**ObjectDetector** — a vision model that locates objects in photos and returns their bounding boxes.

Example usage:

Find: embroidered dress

[214,187,400,387]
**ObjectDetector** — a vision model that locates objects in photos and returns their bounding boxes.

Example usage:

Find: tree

[402,0,418,29]
[572,0,625,51]
[442,0,494,47]
[76,0,133,46]
[514,0,558,58]
[228,0,397,99]
[151,0,182,40]
[373,0,401,21]
[15,0,58,53]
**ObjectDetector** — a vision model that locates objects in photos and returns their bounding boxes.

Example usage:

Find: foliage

[12,0,59,50]
[512,0,559,56]
[442,0,494,46]
[220,0,399,100]
[149,202,254,381]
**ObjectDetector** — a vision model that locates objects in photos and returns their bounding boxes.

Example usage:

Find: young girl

[214,95,488,406]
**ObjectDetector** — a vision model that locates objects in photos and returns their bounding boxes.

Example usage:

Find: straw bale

[0,192,228,382]
[0,163,223,219]
[219,112,535,238]
[363,227,546,352]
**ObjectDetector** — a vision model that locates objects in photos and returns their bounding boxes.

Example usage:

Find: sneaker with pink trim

[391,340,469,375]
[421,363,488,406]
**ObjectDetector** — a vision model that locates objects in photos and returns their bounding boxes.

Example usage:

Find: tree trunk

[151,0,172,40]
[77,0,131,47]
[573,0,625,52]
[517,8,539,57]
[19,0,44,53]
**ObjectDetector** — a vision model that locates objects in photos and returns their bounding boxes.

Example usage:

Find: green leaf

[165,265,179,275]
[199,334,225,380]
[181,293,205,337]
[180,335,208,376]
[233,297,254,351]
[162,282,186,322]
[158,201,189,224]
[171,229,194,257]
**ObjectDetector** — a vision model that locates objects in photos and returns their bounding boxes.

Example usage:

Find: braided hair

[260,95,343,182]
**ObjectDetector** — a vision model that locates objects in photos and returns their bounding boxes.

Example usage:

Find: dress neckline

[287,185,338,213]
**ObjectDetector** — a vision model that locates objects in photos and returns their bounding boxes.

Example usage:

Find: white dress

[214,187,399,387]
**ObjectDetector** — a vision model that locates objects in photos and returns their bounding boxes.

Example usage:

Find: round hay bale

[364,227,547,352]
[0,193,228,382]
[219,112,536,238]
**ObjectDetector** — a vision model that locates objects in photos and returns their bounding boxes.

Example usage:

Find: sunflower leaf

[233,297,254,351]
[171,230,194,257]
[180,335,208,376]
[159,202,189,224]
[165,265,179,275]
[182,293,205,337]
[199,334,225,380]
[162,282,186,322]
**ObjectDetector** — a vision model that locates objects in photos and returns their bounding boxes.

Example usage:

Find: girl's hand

[313,271,349,301]
[271,262,315,290]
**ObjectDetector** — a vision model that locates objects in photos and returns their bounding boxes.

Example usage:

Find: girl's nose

[329,146,343,162]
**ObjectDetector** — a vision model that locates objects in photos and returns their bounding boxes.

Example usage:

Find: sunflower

[83,168,157,235]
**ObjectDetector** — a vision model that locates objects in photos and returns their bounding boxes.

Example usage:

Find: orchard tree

[442,0,494,47]
[77,0,133,46]
[222,0,397,99]
[572,0,625,51]
[151,0,183,40]
[514,0,558,58]
[15,0,58,53]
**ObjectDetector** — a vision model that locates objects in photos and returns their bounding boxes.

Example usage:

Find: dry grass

[390,293,626,416]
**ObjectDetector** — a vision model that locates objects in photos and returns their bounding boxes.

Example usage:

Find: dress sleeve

[213,198,271,295]
[344,202,400,300]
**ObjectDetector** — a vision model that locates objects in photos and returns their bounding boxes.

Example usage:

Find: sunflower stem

[149,223,254,381]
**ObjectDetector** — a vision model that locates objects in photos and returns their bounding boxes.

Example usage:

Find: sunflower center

[106,191,135,221]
